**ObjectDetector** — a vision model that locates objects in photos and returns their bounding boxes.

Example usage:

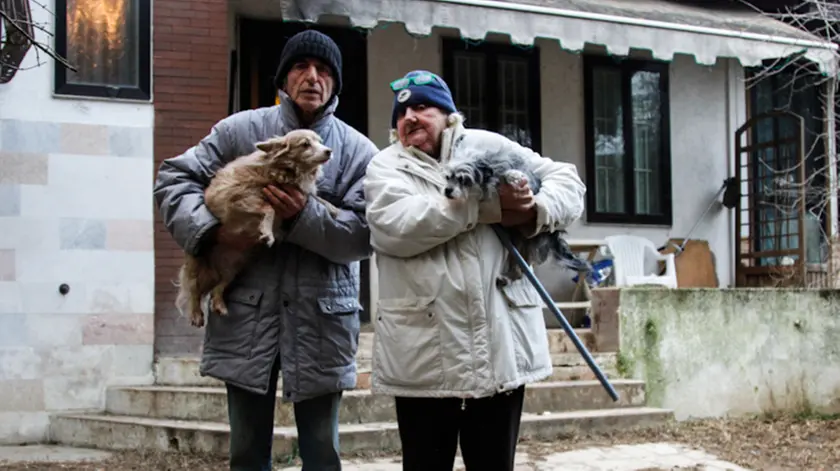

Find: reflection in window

[444,40,540,152]
[632,70,662,216]
[592,67,624,214]
[749,67,826,265]
[585,57,670,225]
[497,56,531,148]
[66,0,138,87]
[453,51,487,129]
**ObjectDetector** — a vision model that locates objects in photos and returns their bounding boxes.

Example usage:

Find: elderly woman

[363,70,587,471]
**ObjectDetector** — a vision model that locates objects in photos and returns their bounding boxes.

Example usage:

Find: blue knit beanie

[390,70,457,127]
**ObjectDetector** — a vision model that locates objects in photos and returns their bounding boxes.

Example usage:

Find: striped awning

[278,0,838,74]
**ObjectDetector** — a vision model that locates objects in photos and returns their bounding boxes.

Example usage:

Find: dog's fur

[175,129,340,328]
[442,131,592,288]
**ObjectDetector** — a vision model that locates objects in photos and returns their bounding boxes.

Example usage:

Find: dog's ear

[255,136,287,154]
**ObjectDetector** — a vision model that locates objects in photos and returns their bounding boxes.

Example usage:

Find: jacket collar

[277,90,339,134]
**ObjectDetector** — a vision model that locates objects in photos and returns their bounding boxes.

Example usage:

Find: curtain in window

[66,0,138,87]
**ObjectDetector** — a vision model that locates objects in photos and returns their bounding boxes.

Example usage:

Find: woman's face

[396,104,448,157]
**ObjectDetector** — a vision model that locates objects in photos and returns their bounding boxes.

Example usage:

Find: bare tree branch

[1,0,75,84]
[738,0,840,287]
[0,9,75,71]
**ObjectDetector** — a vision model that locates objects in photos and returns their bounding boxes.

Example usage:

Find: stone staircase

[48,329,673,459]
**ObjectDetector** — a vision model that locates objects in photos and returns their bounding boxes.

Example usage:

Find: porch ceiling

[267,0,838,73]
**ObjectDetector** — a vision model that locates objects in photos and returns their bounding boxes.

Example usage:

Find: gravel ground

[3,414,839,470]
[521,413,840,470]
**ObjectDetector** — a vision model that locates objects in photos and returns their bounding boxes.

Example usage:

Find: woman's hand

[499,179,535,212]
[499,179,537,228]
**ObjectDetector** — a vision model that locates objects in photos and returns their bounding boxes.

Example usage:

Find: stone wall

[615,287,840,420]
[0,4,155,444]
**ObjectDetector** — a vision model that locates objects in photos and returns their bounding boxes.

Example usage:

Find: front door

[238,19,372,322]
[734,110,808,287]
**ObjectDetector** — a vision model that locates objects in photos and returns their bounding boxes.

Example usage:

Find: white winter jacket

[364,117,586,399]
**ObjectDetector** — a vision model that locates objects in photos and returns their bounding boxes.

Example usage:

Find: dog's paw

[502,169,528,187]
[189,312,205,328]
[324,203,341,219]
[210,297,229,316]
[259,232,275,247]
[495,276,512,288]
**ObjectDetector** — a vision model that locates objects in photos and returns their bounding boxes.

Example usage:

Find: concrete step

[49,407,674,459]
[105,380,644,426]
[550,352,618,381]
[154,352,619,388]
[154,330,612,387]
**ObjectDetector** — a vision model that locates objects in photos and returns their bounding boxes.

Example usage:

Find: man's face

[396,104,448,157]
[284,57,334,114]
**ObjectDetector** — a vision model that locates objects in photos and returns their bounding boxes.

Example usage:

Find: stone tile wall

[0,118,155,444]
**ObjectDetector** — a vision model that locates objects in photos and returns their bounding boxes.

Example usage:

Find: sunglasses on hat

[389,73,438,92]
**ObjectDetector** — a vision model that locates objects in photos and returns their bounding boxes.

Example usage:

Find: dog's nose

[444,187,454,199]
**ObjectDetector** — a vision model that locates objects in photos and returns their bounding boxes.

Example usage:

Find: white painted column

[825,76,837,241]
[725,58,747,287]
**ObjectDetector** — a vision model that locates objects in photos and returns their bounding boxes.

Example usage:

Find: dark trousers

[394,385,526,471]
[225,360,343,471]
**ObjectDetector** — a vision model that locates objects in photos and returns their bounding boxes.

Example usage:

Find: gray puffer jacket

[153,93,378,401]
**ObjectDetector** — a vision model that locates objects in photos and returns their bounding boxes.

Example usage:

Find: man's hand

[499,178,537,228]
[263,184,308,220]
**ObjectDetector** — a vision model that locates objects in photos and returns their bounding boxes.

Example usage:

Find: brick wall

[153,0,230,356]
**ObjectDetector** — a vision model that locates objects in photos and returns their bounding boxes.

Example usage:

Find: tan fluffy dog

[175,129,339,328]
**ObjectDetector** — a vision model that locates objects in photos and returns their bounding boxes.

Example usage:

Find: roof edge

[437,0,837,50]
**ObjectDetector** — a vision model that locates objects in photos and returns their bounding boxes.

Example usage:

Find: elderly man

[363,70,586,471]
[153,30,377,471]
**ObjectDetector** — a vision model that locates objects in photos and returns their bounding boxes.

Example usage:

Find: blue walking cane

[490,224,620,402]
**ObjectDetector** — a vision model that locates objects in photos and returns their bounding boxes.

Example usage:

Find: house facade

[0,0,836,445]
[152,0,837,355]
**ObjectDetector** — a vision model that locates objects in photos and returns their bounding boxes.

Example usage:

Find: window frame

[583,55,673,226]
[441,37,542,154]
[745,61,828,266]
[53,0,152,101]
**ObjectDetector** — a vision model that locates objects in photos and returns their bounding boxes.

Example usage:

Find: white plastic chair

[604,235,678,288]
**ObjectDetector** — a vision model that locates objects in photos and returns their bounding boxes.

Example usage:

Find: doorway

[238,19,372,323]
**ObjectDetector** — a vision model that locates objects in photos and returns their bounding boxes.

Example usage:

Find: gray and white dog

[442,131,591,288]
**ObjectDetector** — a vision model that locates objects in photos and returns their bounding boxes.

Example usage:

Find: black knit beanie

[273,30,343,98]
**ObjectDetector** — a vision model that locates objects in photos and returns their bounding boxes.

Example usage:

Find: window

[442,39,541,152]
[583,56,672,225]
[747,64,827,265]
[54,0,151,100]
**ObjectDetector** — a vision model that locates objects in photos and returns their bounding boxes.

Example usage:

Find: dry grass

[2,414,839,470]
[521,412,840,470]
